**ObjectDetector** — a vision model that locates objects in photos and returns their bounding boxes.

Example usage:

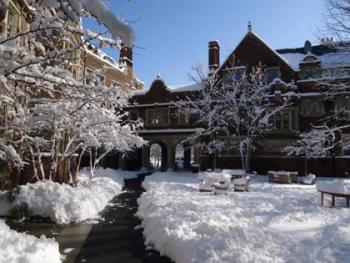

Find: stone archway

[148,141,167,171]
[175,143,185,170]
[174,142,196,171]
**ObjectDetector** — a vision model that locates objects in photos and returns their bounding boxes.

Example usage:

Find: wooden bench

[318,190,350,207]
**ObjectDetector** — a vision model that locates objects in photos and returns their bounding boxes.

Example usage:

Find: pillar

[166,143,175,171]
[141,145,150,170]
[183,148,191,170]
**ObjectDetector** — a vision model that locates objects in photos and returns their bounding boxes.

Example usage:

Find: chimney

[208,40,220,72]
[119,43,133,68]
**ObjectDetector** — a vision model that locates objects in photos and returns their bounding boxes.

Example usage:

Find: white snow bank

[0,168,124,224]
[0,220,61,263]
[137,172,350,263]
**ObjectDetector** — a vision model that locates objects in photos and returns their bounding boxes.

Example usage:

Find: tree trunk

[304,158,308,176]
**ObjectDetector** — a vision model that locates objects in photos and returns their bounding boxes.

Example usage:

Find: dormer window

[301,53,319,64]
[265,67,280,84]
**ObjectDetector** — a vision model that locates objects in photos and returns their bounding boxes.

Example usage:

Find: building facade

[124,27,350,176]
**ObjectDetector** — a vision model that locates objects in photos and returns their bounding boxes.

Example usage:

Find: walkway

[75,174,173,263]
[8,174,173,263]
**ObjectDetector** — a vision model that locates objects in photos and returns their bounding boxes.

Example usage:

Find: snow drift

[0,220,61,263]
[137,172,350,263]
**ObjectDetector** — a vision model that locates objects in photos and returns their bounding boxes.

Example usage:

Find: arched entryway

[174,143,196,171]
[149,142,167,171]
[175,143,185,170]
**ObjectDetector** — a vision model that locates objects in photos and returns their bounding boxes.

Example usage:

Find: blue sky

[85,0,325,87]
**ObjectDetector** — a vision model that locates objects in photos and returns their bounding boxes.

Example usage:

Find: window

[265,67,280,84]
[85,69,105,86]
[129,110,139,121]
[177,112,190,126]
[146,108,169,127]
[335,96,350,119]
[85,68,94,85]
[223,67,245,86]
[271,109,298,131]
[300,100,325,117]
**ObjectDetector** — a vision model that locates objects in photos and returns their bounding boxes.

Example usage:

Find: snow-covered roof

[277,48,350,71]
[138,128,199,134]
[167,83,202,92]
[85,45,125,73]
[132,82,201,97]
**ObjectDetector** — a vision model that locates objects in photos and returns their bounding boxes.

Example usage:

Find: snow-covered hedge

[0,168,125,224]
[0,220,61,263]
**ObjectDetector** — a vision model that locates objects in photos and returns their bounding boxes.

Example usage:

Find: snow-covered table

[318,190,350,207]
[317,181,350,207]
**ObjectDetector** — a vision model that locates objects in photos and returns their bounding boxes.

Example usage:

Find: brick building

[123,26,350,176]
[0,1,143,188]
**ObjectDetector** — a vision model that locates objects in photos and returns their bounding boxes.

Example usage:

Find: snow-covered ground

[0,219,61,263]
[137,172,350,263]
[0,168,126,224]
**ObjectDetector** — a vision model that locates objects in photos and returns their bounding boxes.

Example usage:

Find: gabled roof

[218,31,297,75]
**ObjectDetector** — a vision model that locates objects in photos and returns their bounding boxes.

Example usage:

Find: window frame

[265,66,281,84]
[146,108,170,127]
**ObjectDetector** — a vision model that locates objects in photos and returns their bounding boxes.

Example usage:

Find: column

[166,143,175,171]
[141,145,150,171]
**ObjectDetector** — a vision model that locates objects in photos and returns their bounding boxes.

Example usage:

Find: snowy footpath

[0,168,134,263]
[137,172,350,263]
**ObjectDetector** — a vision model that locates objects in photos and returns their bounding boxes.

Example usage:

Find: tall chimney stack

[208,40,220,73]
[119,43,133,68]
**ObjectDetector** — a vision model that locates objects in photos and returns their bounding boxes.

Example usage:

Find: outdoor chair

[199,180,213,192]
[302,174,317,185]
[213,177,230,194]
[198,171,221,192]
[233,176,250,192]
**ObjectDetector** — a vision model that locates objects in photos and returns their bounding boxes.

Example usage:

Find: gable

[219,32,298,82]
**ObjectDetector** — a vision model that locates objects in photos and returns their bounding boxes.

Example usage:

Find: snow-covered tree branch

[177,63,290,171]
[0,0,144,184]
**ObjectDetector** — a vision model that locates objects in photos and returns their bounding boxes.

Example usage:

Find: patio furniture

[317,180,350,207]
[213,177,230,194]
[199,180,213,192]
[198,171,222,192]
[268,170,298,184]
[302,174,317,185]
[318,190,350,207]
[233,176,250,192]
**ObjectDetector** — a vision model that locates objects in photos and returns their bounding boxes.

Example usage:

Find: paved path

[75,175,173,263]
